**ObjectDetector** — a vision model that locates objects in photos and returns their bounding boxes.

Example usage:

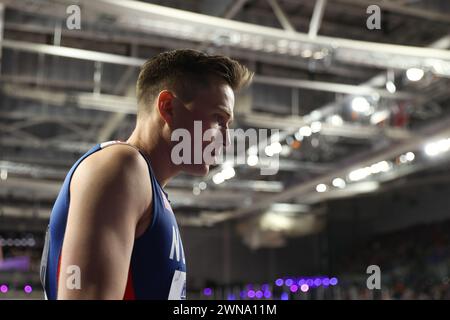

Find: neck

[126,120,179,187]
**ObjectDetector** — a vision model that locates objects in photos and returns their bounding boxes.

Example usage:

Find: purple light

[300,284,309,293]
[280,292,289,300]
[261,284,269,291]
[330,277,338,286]
[246,284,253,290]
[0,284,8,293]
[306,279,314,287]
[290,285,298,293]
[247,290,255,298]
[285,279,293,287]
[227,294,236,300]
[255,290,263,299]
[240,291,246,299]
[264,290,272,299]
[298,279,305,286]
[24,285,33,294]
[275,279,284,287]
[314,278,322,286]
[322,278,330,287]
[203,288,212,296]
[0,256,30,271]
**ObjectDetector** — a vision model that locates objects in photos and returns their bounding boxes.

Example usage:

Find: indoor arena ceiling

[0,0,449,228]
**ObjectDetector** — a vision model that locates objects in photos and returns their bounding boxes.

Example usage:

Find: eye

[215,114,226,126]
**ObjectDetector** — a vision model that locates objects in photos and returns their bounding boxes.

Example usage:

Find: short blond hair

[136,49,253,115]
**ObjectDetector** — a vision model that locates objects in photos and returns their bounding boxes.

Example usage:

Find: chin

[187,164,210,176]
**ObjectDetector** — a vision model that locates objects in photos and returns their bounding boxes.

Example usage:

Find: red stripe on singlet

[123,268,136,300]
[56,254,62,297]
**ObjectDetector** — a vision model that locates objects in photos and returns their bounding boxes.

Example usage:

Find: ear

[156,90,175,126]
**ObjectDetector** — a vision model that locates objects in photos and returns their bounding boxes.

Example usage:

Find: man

[40,49,253,300]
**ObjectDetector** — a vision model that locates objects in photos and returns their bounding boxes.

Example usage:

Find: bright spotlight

[348,168,371,182]
[316,184,327,193]
[299,126,312,137]
[265,145,274,157]
[271,142,282,154]
[424,138,450,157]
[222,166,235,180]
[247,155,259,166]
[332,178,346,189]
[370,161,391,174]
[386,81,396,93]
[406,68,424,82]
[329,115,343,126]
[351,97,370,113]
[212,172,225,184]
[405,152,415,162]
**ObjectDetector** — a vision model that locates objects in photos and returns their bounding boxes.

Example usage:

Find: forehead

[191,81,235,113]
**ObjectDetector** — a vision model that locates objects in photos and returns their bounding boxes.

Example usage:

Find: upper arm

[57,147,151,299]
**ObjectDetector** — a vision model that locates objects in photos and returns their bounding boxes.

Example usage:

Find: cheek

[173,108,196,127]
[202,118,217,128]
[175,113,193,127]
[201,128,223,148]
[201,119,219,134]
[205,127,221,137]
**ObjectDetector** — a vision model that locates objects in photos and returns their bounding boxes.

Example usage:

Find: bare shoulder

[79,144,148,176]
[70,144,152,220]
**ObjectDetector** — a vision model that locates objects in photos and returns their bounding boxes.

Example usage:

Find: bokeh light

[300,284,309,292]
[330,277,338,286]
[0,284,8,293]
[203,288,212,296]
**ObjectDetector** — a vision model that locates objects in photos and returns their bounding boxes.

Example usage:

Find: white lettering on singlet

[169,225,185,264]
[168,270,186,300]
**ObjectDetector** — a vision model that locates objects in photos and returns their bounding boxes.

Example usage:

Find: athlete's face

[169,81,235,176]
